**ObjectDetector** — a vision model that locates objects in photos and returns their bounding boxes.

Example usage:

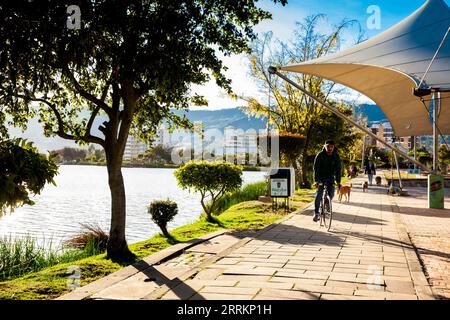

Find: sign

[269,168,295,198]
[428,174,444,209]
[270,179,288,197]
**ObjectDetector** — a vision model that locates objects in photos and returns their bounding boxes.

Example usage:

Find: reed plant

[0,235,104,281]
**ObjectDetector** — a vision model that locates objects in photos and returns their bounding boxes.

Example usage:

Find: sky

[192,0,449,110]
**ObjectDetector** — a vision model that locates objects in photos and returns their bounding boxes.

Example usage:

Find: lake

[0,165,267,247]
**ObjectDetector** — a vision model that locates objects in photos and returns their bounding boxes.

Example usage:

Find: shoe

[313,213,320,222]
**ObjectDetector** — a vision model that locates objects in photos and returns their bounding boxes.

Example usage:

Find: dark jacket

[364,162,376,175]
[313,147,342,184]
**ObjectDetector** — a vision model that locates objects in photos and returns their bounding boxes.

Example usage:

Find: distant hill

[353,104,387,123]
[173,108,267,131]
[8,105,385,152]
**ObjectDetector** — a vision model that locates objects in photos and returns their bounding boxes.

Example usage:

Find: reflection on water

[0,165,266,246]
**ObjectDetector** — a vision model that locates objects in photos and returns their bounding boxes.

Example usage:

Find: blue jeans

[314,182,335,214]
[368,174,373,185]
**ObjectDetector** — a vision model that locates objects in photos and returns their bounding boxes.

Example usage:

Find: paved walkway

[60,176,447,300]
[388,186,450,299]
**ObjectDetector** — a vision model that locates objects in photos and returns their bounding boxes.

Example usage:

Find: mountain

[8,105,385,152]
[353,104,387,123]
[172,108,267,131]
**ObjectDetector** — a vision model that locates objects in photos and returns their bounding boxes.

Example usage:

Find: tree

[0,138,58,214]
[241,15,364,188]
[438,145,450,174]
[409,146,432,167]
[174,161,243,221]
[0,0,286,261]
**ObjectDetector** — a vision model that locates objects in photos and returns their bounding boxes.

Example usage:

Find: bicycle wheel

[319,202,324,226]
[326,195,333,231]
[322,195,329,229]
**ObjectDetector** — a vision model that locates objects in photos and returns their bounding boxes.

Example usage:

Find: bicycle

[318,182,333,231]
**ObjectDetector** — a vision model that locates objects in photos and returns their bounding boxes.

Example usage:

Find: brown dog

[362,181,369,192]
[338,184,352,202]
[375,176,382,186]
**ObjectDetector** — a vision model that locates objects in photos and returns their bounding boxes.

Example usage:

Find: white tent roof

[280,0,450,136]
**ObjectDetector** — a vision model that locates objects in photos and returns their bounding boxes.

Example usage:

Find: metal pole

[433,92,439,173]
[362,134,366,170]
[413,136,417,170]
[268,66,432,173]
[393,150,403,189]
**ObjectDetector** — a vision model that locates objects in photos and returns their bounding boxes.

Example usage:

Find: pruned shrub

[174,161,243,221]
[148,200,178,238]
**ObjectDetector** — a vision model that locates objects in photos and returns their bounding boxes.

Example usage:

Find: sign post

[269,168,295,211]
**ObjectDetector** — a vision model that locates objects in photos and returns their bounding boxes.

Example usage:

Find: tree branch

[62,67,112,117]
[13,94,105,147]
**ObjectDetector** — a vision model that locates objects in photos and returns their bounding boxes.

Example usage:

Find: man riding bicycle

[313,139,342,222]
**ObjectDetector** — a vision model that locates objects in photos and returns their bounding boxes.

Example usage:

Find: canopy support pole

[268,66,433,173]
[393,150,403,190]
[432,92,440,173]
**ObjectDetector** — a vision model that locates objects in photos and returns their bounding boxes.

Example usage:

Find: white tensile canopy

[280,0,450,137]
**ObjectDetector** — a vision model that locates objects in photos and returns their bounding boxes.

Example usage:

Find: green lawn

[0,191,314,300]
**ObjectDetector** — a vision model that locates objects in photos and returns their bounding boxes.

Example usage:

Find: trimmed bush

[174,161,243,221]
[148,200,178,237]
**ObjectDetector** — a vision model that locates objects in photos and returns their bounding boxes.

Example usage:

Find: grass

[210,181,267,214]
[0,188,314,300]
[384,171,423,180]
[0,236,104,282]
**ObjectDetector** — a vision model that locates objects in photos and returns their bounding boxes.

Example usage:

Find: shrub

[148,200,178,237]
[174,161,243,221]
[64,223,109,251]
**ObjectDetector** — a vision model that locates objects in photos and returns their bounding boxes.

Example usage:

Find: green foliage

[49,147,87,163]
[438,145,450,174]
[174,161,243,220]
[408,146,433,165]
[148,200,179,237]
[142,145,174,165]
[0,236,104,281]
[210,181,266,214]
[0,138,58,212]
[243,15,364,186]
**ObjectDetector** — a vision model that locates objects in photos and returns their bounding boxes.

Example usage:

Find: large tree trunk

[105,151,134,262]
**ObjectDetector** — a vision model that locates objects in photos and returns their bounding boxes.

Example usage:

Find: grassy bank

[0,237,103,281]
[0,189,314,300]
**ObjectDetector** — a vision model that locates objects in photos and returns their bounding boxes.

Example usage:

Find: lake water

[0,165,267,247]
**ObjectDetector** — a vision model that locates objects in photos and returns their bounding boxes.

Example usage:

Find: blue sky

[193,0,450,109]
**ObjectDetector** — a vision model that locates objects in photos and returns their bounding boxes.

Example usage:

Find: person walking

[365,160,376,186]
[313,140,342,222]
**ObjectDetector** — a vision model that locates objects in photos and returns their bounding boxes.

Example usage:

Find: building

[369,121,414,150]
[123,135,150,160]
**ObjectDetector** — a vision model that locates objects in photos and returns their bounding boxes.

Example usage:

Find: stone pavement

[60,176,444,300]
[388,186,450,299]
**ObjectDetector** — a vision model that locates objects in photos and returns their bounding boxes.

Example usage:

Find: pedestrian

[365,160,376,186]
